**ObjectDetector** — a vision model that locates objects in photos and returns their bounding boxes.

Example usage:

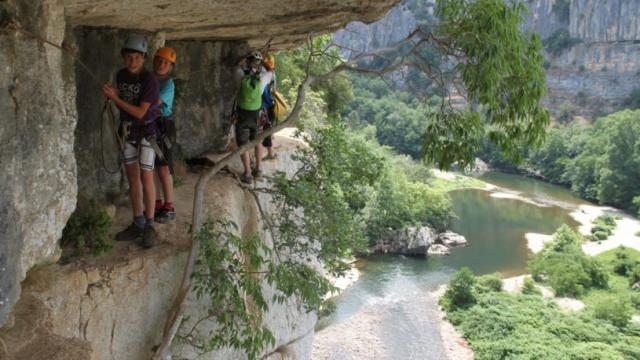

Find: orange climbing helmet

[264,54,275,70]
[155,47,177,64]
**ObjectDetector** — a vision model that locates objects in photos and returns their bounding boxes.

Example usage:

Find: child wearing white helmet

[102,33,161,248]
[234,51,274,184]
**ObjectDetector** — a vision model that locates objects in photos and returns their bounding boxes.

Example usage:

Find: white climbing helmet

[247,51,263,62]
[122,34,148,54]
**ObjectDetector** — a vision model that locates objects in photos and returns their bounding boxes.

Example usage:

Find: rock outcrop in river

[371,226,467,256]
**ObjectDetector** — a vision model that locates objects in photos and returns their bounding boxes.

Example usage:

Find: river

[312,172,590,359]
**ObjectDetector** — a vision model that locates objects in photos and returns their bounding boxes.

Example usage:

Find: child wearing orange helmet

[153,46,177,223]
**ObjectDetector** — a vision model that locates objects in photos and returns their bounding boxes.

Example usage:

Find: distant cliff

[333,0,640,118]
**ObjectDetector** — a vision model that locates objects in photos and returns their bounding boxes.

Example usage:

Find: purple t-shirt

[116,68,160,140]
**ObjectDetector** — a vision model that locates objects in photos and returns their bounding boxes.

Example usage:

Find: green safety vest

[237,74,263,111]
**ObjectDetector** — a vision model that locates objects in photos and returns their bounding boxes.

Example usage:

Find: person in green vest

[234,52,274,184]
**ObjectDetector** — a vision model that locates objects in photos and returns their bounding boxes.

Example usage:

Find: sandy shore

[570,204,640,256]
[324,265,360,298]
[430,286,475,360]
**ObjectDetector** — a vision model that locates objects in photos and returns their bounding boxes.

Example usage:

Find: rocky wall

[0,0,77,326]
[0,134,318,360]
[73,30,246,198]
[570,0,640,42]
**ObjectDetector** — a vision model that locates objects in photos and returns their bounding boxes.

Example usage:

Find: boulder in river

[428,244,451,256]
[372,226,436,256]
[437,231,468,247]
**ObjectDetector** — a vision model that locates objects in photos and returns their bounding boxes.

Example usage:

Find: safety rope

[100,100,124,174]
[0,20,103,85]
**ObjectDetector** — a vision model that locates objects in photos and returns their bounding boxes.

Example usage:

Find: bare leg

[140,169,156,221]
[255,145,263,171]
[158,165,174,205]
[241,151,251,176]
[154,169,163,203]
[126,163,144,217]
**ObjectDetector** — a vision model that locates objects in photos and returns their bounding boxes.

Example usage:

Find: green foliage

[345,75,433,159]
[444,290,639,360]
[181,217,335,358]
[444,245,640,359]
[61,204,112,256]
[557,101,576,123]
[521,277,542,296]
[364,168,454,242]
[612,247,639,276]
[544,29,582,56]
[482,110,640,214]
[441,267,477,310]
[590,214,617,241]
[529,225,608,296]
[429,0,549,169]
[593,297,633,328]
[276,35,353,119]
[476,273,503,293]
[182,219,276,358]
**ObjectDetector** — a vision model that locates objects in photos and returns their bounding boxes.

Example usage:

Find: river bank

[312,171,640,359]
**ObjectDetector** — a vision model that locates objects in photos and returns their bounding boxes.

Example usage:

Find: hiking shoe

[156,208,176,223]
[240,173,253,184]
[263,154,278,161]
[115,222,143,241]
[252,168,262,178]
[141,224,157,249]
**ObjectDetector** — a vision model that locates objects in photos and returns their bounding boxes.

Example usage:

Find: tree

[154,1,551,357]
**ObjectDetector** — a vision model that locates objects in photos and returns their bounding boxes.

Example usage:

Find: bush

[630,293,640,310]
[593,297,633,328]
[476,273,503,293]
[442,267,476,310]
[612,248,639,276]
[522,277,542,296]
[590,215,617,241]
[61,204,112,256]
[592,230,609,241]
[529,225,608,296]
[544,29,582,56]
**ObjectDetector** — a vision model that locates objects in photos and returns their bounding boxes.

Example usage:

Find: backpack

[237,71,263,111]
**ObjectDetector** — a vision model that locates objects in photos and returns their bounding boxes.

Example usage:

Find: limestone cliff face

[0,134,319,359]
[332,0,640,117]
[0,0,398,334]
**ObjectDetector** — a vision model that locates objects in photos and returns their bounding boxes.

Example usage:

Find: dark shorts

[154,116,176,173]
[235,108,259,146]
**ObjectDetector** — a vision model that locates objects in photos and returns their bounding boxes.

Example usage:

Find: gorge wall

[332,0,640,118]
[0,0,399,355]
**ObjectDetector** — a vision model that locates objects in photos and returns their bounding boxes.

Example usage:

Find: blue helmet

[122,34,148,54]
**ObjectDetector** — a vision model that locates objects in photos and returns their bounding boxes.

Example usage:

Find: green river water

[314,172,591,359]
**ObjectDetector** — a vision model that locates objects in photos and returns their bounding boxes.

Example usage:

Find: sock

[134,215,146,228]
[164,202,174,210]
[146,217,154,226]
[155,199,164,209]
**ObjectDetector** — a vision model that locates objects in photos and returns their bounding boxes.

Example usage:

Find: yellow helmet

[264,54,275,70]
